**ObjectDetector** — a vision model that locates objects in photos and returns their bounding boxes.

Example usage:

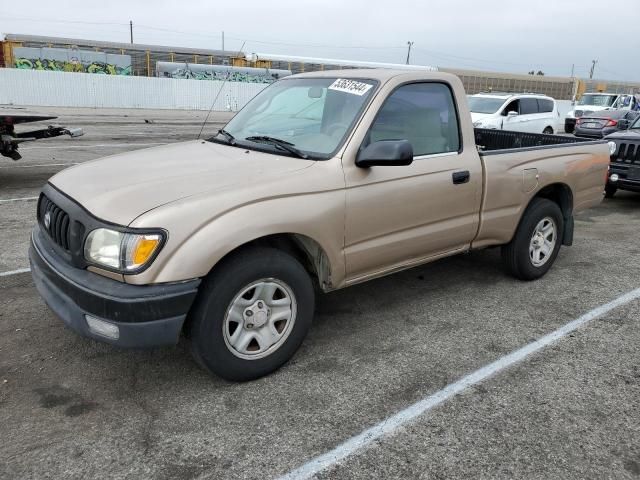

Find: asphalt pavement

[0,107,639,480]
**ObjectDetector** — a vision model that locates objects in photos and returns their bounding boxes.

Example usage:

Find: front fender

[124,188,346,288]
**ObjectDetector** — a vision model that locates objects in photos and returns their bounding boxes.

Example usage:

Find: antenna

[197,40,246,140]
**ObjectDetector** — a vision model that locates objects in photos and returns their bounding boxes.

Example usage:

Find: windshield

[467,97,506,114]
[578,94,617,107]
[215,77,377,158]
[631,116,640,129]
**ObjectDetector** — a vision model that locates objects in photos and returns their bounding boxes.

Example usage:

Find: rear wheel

[502,198,564,280]
[187,247,315,381]
[543,126,554,134]
[604,184,617,198]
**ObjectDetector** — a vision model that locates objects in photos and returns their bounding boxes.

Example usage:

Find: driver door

[502,99,524,131]
[342,82,482,283]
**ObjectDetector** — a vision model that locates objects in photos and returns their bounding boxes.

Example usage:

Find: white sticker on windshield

[328,78,373,96]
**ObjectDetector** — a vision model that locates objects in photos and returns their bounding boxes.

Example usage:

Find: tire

[543,127,554,134]
[187,247,315,381]
[604,184,617,198]
[501,198,564,281]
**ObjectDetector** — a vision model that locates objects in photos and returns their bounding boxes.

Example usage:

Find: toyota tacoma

[30,70,610,381]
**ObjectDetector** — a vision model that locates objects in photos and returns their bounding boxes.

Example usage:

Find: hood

[573,105,612,116]
[470,112,495,123]
[50,140,315,225]
[604,129,640,140]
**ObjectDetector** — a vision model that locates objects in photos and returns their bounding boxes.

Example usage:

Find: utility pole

[570,64,575,78]
[589,59,597,79]
[222,31,225,52]
[405,41,414,65]
[129,20,133,44]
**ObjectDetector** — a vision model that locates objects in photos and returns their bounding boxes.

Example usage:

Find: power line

[2,14,636,80]
[1,14,408,51]
[136,25,406,50]
[1,15,128,26]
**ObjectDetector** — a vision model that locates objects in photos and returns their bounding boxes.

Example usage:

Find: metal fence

[0,68,267,110]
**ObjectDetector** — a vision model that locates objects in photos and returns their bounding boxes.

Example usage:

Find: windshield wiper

[217,128,236,145]
[245,136,308,159]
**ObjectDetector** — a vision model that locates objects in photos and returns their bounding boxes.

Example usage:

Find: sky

[1,0,638,81]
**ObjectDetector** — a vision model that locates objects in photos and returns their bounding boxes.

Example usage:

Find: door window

[502,100,519,116]
[519,98,539,115]
[365,82,460,156]
[537,99,554,113]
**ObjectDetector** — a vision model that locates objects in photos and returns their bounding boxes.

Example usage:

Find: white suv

[468,92,560,134]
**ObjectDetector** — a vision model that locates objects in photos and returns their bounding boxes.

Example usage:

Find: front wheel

[502,198,564,280]
[543,126,554,134]
[187,247,315,381]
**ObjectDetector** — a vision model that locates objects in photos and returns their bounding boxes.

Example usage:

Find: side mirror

[507,111,518,117]
[617,119,630,130]
[356,140,413,168]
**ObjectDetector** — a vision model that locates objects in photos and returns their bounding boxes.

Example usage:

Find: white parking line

[0,267,31,277]
[0,196,38,203]
[278,287,640,480]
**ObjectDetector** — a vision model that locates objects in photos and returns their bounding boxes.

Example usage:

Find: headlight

[608,141,617,156]
[84,228,165,272]
[473,121,483,127]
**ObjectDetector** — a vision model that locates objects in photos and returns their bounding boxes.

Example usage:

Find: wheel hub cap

[529,217,557,267]
[223,278,297,360]
[244,302,270,328]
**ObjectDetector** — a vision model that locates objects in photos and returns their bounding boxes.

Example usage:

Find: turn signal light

[132,236,161,265]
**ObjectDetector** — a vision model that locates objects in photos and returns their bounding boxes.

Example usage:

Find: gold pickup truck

[30,70,610,381]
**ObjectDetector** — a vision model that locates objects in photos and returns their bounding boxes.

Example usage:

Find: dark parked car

[604,115,640,197]
[574,110,639,139]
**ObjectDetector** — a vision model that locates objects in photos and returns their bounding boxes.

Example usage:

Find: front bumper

[30,230,201,348]
[609,178,640,193]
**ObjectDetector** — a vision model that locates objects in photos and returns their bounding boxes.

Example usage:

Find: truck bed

[474,128,599,154]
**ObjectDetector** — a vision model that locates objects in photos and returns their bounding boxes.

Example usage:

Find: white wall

[0,68,267,111]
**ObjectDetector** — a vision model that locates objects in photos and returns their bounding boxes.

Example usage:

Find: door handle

[452,170,470,185]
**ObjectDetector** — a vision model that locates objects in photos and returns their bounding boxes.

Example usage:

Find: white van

[468,93,560,134]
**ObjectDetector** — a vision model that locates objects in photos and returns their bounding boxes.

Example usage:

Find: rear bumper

[30,230,201,348]
[573,128,603,139]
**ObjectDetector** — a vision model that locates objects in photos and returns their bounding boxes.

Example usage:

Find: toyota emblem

[44,211,51,229]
